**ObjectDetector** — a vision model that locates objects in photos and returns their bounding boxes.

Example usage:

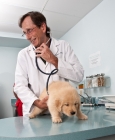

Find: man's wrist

[51,56,58,68]
[33,99,41,108]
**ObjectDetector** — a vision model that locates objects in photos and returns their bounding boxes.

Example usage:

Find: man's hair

[19,11,50,37]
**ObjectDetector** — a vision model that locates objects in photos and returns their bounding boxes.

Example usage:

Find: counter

[0,106,115,140]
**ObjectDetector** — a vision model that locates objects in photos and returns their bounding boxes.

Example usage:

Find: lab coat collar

[45,37,60,68]
[50,37,60,55]
[27,38,60,69]
[27,44,38,69]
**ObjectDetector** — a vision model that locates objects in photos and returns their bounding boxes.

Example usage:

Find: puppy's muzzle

[71,111,76,115]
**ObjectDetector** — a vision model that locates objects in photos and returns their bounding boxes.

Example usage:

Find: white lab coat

[14,38,84,116]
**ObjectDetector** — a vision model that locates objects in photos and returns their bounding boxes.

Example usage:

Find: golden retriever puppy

[29,81,88,123]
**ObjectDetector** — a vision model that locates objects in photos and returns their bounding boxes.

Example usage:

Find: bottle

[78,84,84,95]
[100,73,105,86]
[95,97,98,106]
[92,75,98,87]
[97,74,102,87]
[86,76,92,88]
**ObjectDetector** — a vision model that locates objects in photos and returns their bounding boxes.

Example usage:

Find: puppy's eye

[65,103,69,106]
[75,103,78,106]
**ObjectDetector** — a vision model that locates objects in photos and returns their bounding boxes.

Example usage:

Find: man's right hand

[33,96,48,109]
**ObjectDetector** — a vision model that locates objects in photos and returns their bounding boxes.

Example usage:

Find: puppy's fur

[29,81,88,123]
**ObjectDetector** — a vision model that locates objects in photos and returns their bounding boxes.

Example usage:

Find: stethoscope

[33,38,58,95]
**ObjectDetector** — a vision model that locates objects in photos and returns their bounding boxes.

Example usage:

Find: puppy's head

[55,87,80,117]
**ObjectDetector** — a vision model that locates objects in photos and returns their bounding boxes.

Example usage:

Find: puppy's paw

[78,114,88,120]
[52,117,62,123]
[29,114,36,119]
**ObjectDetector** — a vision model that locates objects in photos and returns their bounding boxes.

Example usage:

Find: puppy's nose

[71,111,75,115]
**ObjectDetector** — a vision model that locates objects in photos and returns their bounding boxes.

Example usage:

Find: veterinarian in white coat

[14,11,84,116]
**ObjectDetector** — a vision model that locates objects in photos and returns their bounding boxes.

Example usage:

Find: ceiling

[0,0,103,48]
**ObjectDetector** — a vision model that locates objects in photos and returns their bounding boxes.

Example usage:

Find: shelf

[83,76,111,89]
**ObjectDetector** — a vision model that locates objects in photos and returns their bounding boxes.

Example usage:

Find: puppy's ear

[55,100,62,112]
[77,101,81,114]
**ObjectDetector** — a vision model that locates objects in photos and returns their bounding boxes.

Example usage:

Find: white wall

[61,0,115,97]
[0,47,21,118]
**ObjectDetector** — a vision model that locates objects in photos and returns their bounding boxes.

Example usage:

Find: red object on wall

[15,99,23,116]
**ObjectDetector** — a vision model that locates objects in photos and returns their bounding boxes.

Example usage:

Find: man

[14,11,84,116]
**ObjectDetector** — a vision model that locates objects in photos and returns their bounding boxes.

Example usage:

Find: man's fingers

[43,96,49,101]
[42,96,48,103]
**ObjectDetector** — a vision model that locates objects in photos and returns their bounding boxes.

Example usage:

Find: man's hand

[33,96,48,109]
[35,43,58,68]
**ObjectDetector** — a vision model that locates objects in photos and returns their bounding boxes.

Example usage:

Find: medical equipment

[34,38,58,95]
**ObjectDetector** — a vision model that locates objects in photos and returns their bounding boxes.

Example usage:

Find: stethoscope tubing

[35,57,58,95]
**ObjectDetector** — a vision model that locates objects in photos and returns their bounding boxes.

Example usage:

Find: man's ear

[40,23,46,33]
[55,100,62,112]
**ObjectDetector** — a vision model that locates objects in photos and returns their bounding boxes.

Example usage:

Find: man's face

[21,16,46,48]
